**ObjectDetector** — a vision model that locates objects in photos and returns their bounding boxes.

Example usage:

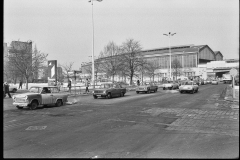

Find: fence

[61,85,101,95]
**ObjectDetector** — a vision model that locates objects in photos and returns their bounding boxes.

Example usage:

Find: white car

[179,81,199,94]
[12,86,69,110]
[211,79,218,85]
[162,81,179,90]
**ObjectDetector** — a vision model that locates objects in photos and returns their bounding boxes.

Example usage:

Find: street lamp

[163,32,176,81]
[89,0,102,89]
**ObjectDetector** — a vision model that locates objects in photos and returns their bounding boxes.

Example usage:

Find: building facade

[81,44,225,82]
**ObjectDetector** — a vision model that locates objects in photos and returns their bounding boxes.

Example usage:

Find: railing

[61,85,101,95]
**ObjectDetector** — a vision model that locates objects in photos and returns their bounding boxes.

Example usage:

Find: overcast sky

[4,0,239,70]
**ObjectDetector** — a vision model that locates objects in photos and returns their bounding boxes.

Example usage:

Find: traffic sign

[230,68,238,77]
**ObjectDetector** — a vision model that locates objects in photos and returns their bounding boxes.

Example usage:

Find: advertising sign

[48,60,57,86]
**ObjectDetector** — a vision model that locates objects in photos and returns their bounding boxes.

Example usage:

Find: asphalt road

[3,83,239,158]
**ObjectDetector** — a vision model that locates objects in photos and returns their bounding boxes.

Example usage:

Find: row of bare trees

[4,42,48,89]
[83,38,183,85]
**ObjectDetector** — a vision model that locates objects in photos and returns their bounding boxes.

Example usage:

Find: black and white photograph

[3,0,239,158]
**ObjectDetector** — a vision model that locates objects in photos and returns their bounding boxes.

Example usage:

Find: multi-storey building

[4,41,32,82]
[81,44,226,82]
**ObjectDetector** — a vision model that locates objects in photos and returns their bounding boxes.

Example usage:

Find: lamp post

[88,0,102,89]
[163,32,176,81]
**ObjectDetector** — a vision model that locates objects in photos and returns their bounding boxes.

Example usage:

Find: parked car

[211,79,218,85]
[136,82,158,94]
[179,81,199,94]
[206,79,211,84]
[9,84,18,93]
[162,81,179,90]
[92,83,126,99]
[200,79,205,85]
[12,86,69,110]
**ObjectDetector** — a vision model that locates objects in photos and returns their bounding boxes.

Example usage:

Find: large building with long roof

[81,44,226,82]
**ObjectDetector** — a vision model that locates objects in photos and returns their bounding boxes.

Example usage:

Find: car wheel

[147,89,150,94]
[93,95,98,99]
[16,105,23,109]
[196,89,198,93]
[136,91,139,94]
[107,93,111,99]
[29,101,38,110]
[120,92,124,97]
[163,87,165,90]
[180,90,183,94]
[169,87,172,90]
[55,99,62,107]
[191,89,194,94]
[155,89,157,92]
[12,89,17,93]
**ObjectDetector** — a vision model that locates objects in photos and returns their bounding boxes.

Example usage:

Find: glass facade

[158,54,196,69]
[183,54,196,68]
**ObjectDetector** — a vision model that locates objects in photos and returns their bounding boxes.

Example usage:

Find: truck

[222,73,232,84]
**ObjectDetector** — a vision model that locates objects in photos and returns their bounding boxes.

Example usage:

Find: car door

[150,83,154,91]
[41,87,53,105]
[51,87,59,104]
[112,84,118,97]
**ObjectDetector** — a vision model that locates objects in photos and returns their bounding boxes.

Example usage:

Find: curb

[224,97,239,103]
[224,85,239,103]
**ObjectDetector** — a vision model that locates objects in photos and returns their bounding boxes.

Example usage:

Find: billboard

[48,60,57,86]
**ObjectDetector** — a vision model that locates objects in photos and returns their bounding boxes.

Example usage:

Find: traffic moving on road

[3,82,239,158]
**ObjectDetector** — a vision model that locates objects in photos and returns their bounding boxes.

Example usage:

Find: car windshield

[99,84,113,89]
[184,82,193,85]
[29,87,41,93]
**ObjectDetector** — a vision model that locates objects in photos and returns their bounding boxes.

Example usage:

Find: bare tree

[120,39,143,85]
[83,61,102,84]
[99,41,122,82]
[7,41,48,89]
[59,62,74,81]
[31,45,47,82]
[145,59,161,82]
[172,58,182,80]
[4,61,22,84]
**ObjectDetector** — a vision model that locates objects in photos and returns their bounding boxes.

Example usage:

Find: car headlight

[92,91,94,93]
[103,90,106,93]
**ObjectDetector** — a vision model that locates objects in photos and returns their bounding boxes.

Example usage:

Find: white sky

[4,0,239,70]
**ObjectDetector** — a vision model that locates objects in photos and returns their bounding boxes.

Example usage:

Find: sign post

[47,60,57,86]
[73,70,82,96]
[230,68,238,99]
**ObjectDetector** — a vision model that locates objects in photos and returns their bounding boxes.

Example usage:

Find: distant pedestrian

[137,80,140,86]
[85,79,90,93]
[67,80,72,93]
[57,81,61,91]
[19,80,23,89]
[4,82,12,98]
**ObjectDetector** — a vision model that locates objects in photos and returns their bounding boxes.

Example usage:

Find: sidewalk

[224,85,239,103]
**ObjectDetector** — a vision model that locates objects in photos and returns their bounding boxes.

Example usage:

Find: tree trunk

[112,75,115,83]
[25,76,29,90]
[130,73,133,85]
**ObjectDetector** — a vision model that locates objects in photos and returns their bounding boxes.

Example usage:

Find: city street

[3,83,239,158]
